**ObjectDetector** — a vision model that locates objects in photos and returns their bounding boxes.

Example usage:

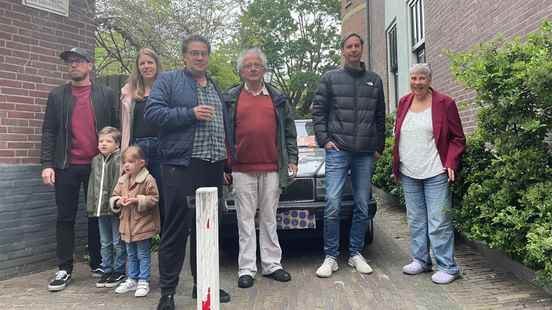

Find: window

[409,0,425,63]
[387,23,399,109]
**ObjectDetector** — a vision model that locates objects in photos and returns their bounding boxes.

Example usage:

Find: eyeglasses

[64,58,88,64]
[242,63,265,70]
[188,50,209,57]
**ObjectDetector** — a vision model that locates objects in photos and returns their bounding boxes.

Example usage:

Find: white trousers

[233,171,282,277]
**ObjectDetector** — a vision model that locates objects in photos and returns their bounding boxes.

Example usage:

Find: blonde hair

[98,126,121,145]
[122,145,145,162]
[126,48,162,101]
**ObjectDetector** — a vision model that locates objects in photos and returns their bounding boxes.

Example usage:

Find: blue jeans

[401,173,459,274]
[134,137,164,230]
[324,149,375,258]
[98,215,126,274]
[126,239,151,281]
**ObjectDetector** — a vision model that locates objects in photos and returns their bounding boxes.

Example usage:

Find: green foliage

[372,115,405,206]
[209,50,240,90]
[237,0,341,115]
[450,22,552,284]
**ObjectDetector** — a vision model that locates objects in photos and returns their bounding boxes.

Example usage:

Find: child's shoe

[105,272,125,288]
[135,280,150,297]
[96,272,112,288]
[115,278,137,294]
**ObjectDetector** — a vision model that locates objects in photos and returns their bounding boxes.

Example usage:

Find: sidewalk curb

[458,236,552,296]
[373,186,552,297]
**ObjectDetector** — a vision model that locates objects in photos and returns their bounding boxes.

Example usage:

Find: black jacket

[40,83,119,169]
[311,64,385,153]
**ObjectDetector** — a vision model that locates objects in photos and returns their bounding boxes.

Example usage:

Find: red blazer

[392,90,466,178]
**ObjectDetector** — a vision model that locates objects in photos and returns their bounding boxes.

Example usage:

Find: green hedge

[372,115,404,206]
[449,22,552,285]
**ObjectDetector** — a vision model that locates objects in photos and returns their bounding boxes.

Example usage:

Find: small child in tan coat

[110,146,160,297]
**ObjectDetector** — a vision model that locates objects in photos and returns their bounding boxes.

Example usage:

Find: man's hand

[288,163,298,177]
[41,168,55,186]
[193,105,214,121]
[324,141,340,151]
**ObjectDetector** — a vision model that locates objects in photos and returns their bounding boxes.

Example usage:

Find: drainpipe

[366,0,372,70]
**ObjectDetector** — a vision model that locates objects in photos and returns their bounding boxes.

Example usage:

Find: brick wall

[366,0,387,107]
[0,0,96,279]
[425,0,552,133]
[0,0,96,164]
[341,0,389,108]
[341,0,369,63]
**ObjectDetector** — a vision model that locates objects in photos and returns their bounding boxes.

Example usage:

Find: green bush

[373,115,405,206]
[450,22,552,284]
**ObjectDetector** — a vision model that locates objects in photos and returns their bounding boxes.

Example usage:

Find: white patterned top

[399,107,444,179]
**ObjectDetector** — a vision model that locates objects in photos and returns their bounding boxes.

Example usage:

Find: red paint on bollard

[202,287,211,310]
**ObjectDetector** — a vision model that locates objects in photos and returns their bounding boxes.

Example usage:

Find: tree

[237,0,341,116]
[95,0,241,75]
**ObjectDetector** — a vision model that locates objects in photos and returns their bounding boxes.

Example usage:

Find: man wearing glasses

[145,35,231,310]
[41,47,119,291]
[223,48,297,289]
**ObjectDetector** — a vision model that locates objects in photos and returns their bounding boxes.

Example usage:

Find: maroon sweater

[232,90,278,172]
[69,85,98,164]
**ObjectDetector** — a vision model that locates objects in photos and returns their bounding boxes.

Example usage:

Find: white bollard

[195,187,220,310]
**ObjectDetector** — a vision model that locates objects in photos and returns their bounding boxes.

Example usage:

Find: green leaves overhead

[238,0,341,116]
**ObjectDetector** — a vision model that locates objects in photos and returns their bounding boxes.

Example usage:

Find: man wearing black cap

[312,33,385,278]
[41,47,119,291]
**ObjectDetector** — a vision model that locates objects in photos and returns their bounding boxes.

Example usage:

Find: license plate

[276,209,316,230]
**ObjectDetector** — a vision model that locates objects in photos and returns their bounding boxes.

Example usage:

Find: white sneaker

[431,271,459,284]
[348,254,373,274]
[134,280,150,297]
[115,278,137,294]
[402,261,431,275]
[316,256,339,278]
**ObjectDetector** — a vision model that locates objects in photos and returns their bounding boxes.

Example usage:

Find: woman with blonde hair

[120,48,164,227]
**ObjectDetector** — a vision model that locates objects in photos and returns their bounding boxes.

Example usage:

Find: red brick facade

[342,0,552,133]
[425,1,552,133]
[0,0,96,164]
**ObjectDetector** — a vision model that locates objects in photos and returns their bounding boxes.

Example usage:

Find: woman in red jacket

[392,63,466,284]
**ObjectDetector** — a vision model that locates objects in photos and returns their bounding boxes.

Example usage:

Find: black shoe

[91,267,104,278]
[238,275,254,288]
[264,269,291,282]
[157,294,175,310]
[48,270,72,292]
[192,286,231,303]
[105,272,125,288]
[95,272,112,288]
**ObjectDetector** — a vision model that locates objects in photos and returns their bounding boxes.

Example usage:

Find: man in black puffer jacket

[312,33,385,278]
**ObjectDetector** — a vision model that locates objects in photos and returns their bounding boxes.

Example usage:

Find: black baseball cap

[59,47,92,62]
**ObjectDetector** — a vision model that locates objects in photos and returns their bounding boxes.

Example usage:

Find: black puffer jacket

[312,64,385,153]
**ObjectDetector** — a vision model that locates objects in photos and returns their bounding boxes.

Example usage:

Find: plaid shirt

[191,81,226,162]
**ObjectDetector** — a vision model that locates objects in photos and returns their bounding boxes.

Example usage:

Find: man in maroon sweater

[223,48,298,289]
[41,48,118,291]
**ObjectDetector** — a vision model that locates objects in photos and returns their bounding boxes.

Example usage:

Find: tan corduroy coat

[110,167,160,243]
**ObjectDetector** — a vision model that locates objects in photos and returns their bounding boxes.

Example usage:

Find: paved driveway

[1,193,551,309]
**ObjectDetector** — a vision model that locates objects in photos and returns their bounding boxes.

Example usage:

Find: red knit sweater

[69,85,98,164]
[232,90,278,172]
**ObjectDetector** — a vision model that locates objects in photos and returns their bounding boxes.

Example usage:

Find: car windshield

[296,120,317,147]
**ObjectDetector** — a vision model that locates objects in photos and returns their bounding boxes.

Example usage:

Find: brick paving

[1,192,551,310]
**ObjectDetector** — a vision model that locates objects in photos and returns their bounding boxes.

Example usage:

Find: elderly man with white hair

[223,47,298,289]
